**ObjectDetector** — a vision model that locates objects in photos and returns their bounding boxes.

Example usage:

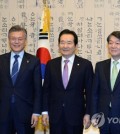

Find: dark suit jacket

[43,55,93,125]
[0,52,42,123]
[91,59,120,118]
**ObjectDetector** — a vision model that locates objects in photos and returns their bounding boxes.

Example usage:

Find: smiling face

[9,31,27,53]
[108,35,120,60]
[58,34,77,59]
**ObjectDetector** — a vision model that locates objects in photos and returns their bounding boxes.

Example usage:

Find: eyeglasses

[10,38,25,42]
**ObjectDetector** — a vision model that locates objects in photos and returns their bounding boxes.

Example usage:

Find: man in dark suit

[91,31,120,134]
[42,29,93,134]
[0,25,42,134]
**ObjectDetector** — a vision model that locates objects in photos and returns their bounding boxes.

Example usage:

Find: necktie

[62,60,69,89]
[11,55,19,85]
[111,61,119,90]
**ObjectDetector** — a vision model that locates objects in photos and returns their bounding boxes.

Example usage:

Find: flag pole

[44,127,46,134]
[43,1,47,134]
[43,0,47,7]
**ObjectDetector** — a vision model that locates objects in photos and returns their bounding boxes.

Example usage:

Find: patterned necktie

[62,60,69,89]
[11,55,19,85]
[111,61,119,90]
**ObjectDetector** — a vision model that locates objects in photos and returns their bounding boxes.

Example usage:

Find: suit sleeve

[33,58,42,114]
[91,63,100,116]
[42,61,51,112]
[84,61,94,115]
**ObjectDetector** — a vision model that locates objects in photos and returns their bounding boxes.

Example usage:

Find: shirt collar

[11,50,24,59]
[111,58,120,64]
[62,55,75,64]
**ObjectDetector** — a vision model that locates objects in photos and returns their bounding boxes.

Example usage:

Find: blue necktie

[11,55,19,85]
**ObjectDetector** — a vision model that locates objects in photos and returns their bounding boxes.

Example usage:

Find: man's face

[58,34,77,59]
[9,31,26,53]
[108,35,120,60]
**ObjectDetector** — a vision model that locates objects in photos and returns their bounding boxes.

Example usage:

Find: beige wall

[1,0,120,67]
[0,0,120,133]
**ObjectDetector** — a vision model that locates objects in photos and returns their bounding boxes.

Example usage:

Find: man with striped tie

[0,25,42,134]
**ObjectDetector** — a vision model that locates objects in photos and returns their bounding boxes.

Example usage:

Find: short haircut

[8,25,27,39]
[107,31,120,43]
[58,29,78,46]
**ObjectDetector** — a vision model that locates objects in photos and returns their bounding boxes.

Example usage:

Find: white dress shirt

[110,58,120,80]
[61,55,75,81]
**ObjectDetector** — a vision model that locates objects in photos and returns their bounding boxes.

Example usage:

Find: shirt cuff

[33,113,40,116]
[42,111,48,115]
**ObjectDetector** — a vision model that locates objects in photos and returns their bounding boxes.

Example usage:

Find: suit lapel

[104,59,111,91]
[66,55,79,89]
[15,52,30,84]
[4,53,12,82]
[113,69,120,91]
[56,57,64,88]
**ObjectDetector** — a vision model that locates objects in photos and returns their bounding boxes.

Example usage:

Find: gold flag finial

[43,0,47,6]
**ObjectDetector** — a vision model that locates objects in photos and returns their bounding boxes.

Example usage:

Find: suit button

[62,103,65,107]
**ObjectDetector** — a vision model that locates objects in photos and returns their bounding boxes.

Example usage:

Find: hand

[31,114,39,128]
[42,114,49,126]
[83,114,91,129]
[91,118,98,127]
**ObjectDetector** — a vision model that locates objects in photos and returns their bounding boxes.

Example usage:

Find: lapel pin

[77,63,79,66]
[27,60,29,63]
